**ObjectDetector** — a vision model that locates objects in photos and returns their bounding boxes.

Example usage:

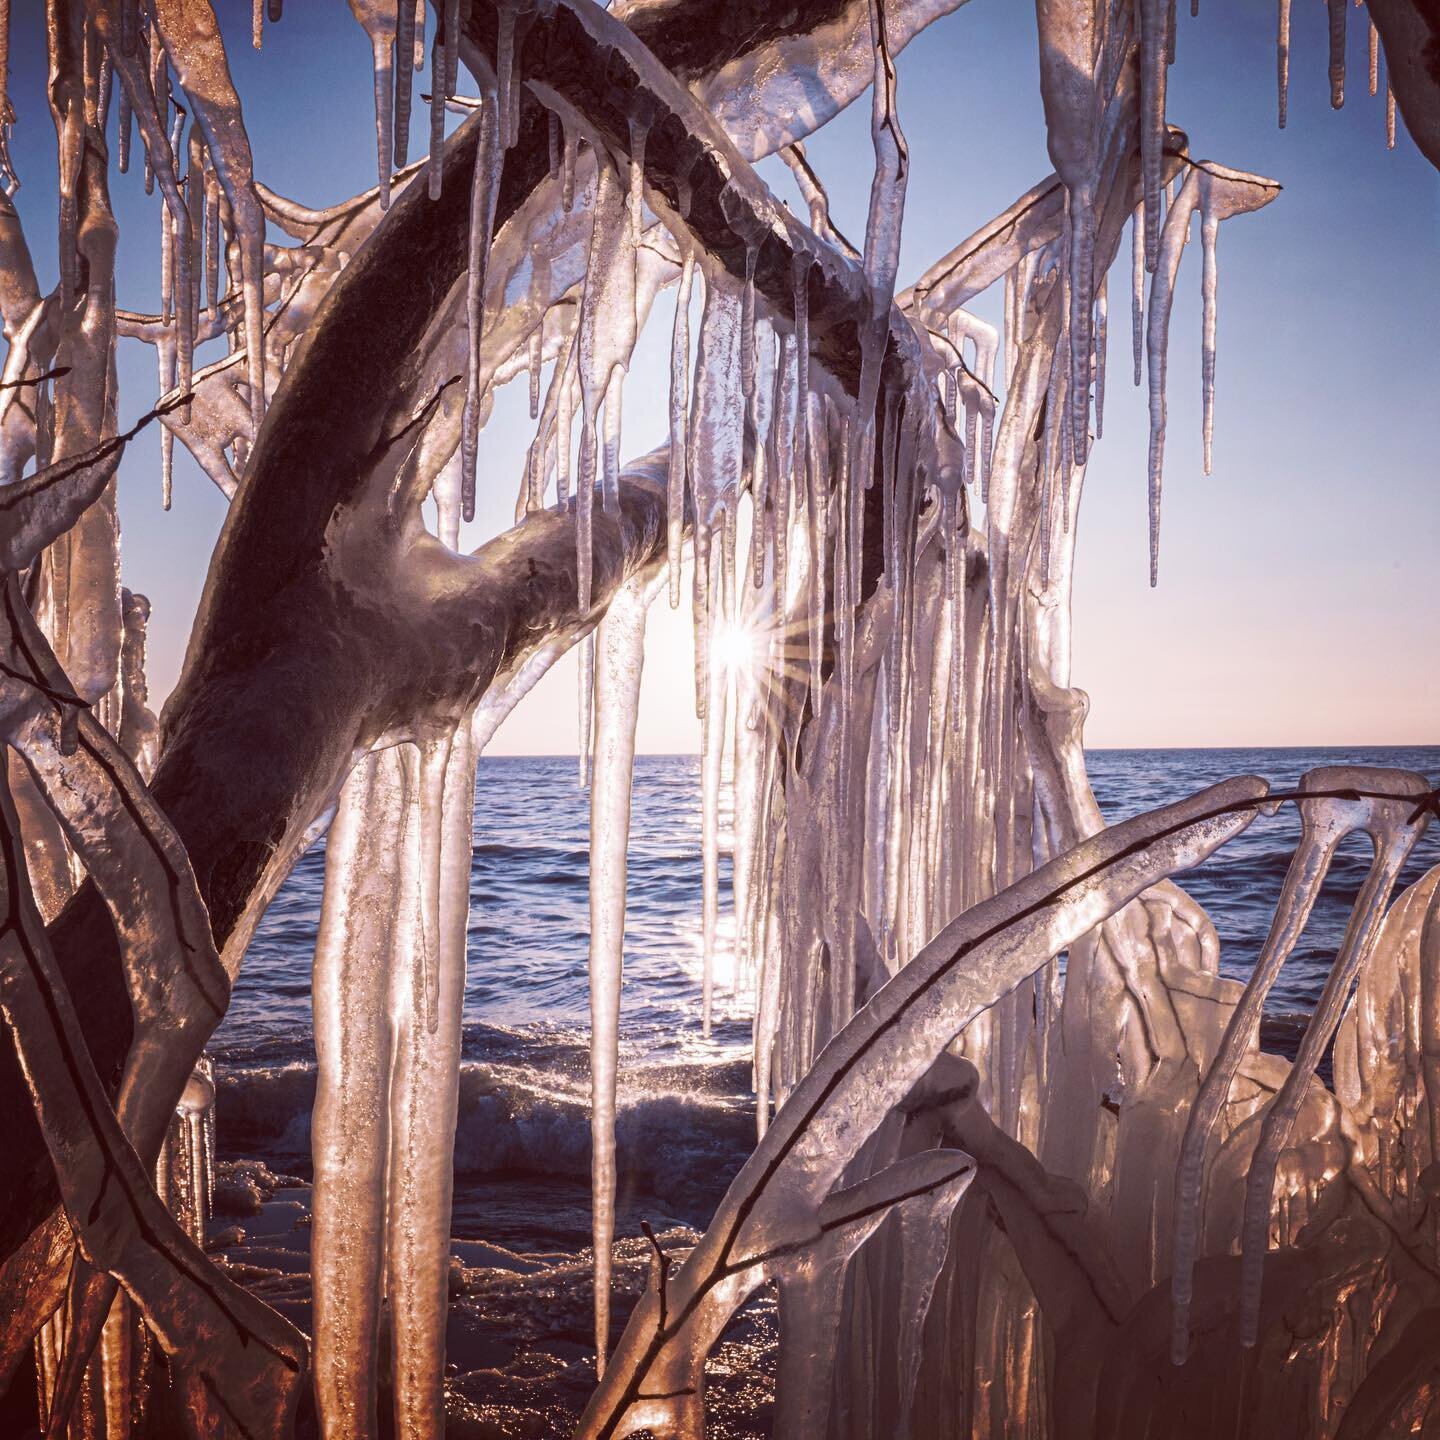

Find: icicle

[1327,0,1346,109]
[700,539,729,1039]
[526,332,543,423]
[118,84,132,172]
[348,1,397,208]
[426,2,454,200]
[665,251,695,607]
[1386,80,1396,148]
[1003,263,1019,391]
[687,262,744,664]
[1277,0,1291,128]
[394,0,416,167]
[1059,363,1073,528]
[252,0,263,48]
[306,760,403,1434]
[204,161,220,311]
[835,413,855,779]
[496,2,518,150]
[1131,206,1144,385]
[1095,275,1108,439]
[186,131,204,366]
[749,320,777,588]
[577,420,597,611]
[587,578,650,1375]
[523,249,555,433]
[1067,185,1095,461]
[773,330,796,599]
[1368,19,1378,96]
[1139,0,1167,269]
[578,633,594,785]
[980,404,994,502]
[881,396,903,741]
[557,357,575,513]
[386,732,475,1440]
[601,367,623,514]
[461,92,501,522]
[561,120,577,212]
[740,245,757,399]
[442,0,460,111]
[1144,168,1200,586]
[159,204,175,510]
[805,394,825,717]
[1200,188,1218,474]
[575,158,637,593]
[791,253,810,499]
[412,0,424,69]
[99,1295,134,1440]
[628,117,647,251]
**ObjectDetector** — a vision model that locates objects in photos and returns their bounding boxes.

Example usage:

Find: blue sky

[5,1,1436,752]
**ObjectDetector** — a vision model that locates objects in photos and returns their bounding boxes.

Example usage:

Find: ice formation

[0,1,1433,1438]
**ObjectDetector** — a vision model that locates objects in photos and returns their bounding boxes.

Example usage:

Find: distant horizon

[475,741,1440,759]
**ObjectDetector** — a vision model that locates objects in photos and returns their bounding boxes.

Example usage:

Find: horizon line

[477,741,1440,758]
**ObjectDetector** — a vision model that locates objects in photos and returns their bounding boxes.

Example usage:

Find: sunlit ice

[0,2,1433,1438]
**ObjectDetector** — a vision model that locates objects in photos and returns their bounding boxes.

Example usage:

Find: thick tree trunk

[0,0,924,1279]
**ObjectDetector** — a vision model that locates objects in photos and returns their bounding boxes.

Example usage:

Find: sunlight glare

[712,618,758,677]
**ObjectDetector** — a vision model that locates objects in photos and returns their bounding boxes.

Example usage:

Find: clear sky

[5,0,1436,754]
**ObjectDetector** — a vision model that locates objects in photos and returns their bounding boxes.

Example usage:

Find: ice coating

[0,2,1434,1435]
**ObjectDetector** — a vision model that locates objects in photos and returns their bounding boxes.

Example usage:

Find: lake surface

[208,745,1439,1434]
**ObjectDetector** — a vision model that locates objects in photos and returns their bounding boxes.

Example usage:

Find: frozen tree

[0,1,1436,1437]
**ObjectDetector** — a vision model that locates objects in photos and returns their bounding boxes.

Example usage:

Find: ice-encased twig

[1168,766,1394,1363]
[1238,769,1432,1347]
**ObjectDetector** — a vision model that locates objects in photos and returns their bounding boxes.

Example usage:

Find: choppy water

[208,746,1438,1433]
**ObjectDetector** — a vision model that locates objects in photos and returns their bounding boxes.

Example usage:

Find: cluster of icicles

[29,1055,219,1435]
[0,0,1426,1437]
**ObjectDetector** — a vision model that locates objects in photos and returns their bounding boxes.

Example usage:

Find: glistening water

[210,745,1438,1435]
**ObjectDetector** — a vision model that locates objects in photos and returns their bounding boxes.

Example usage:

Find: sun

[711,617,759,677]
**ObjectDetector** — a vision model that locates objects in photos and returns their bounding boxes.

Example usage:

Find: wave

[214,1039,756,1225]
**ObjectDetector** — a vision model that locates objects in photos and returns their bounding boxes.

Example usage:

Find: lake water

[208,745,1439,1434]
